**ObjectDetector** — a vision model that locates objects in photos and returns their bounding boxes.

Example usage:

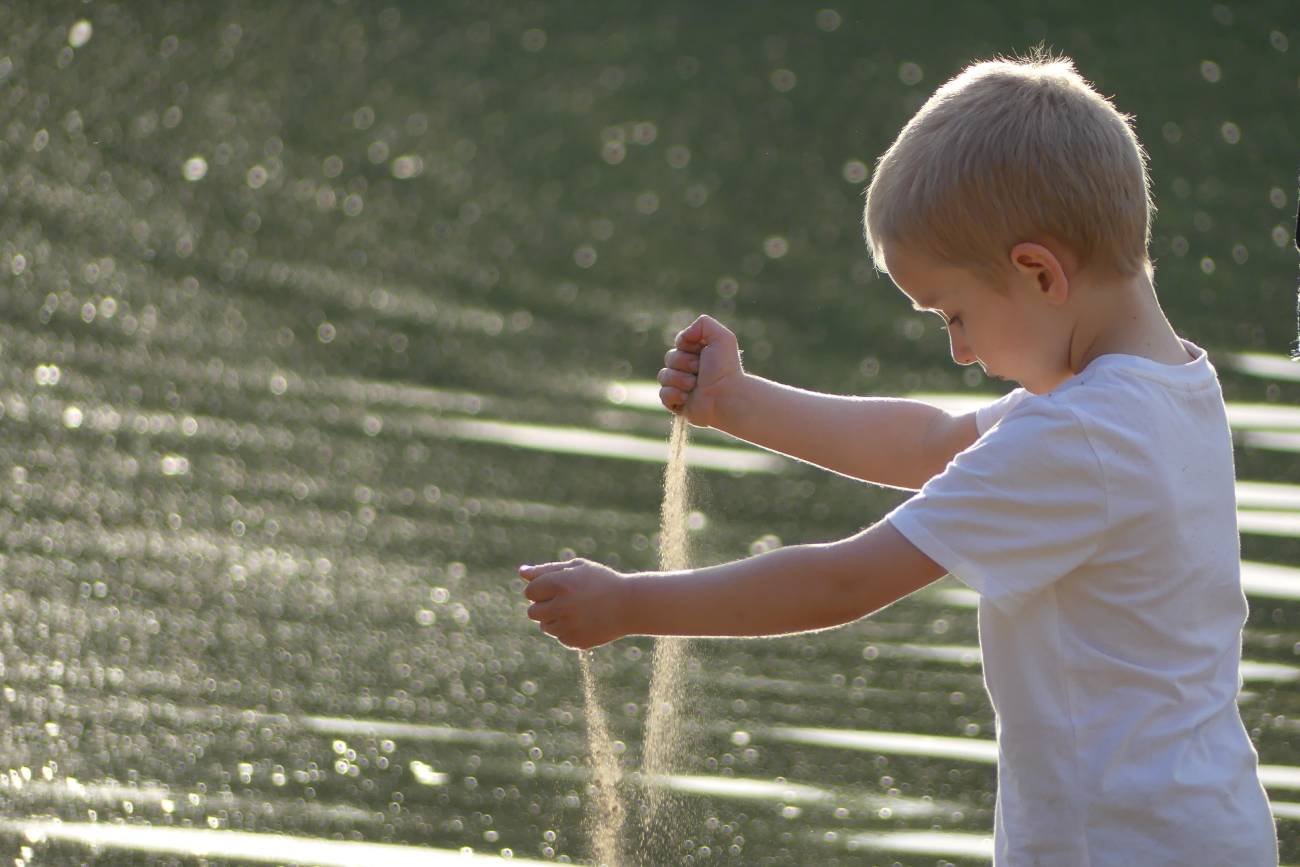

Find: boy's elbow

[826,523,947,618]
[917,410,979,486]
[815,547,886,625]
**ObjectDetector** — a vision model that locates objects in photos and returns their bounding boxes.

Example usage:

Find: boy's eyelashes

[911,302,958,330]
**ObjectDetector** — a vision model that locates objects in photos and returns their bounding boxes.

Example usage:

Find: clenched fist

[658,314,744,428]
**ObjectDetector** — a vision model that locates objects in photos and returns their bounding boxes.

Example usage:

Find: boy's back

[888,343,1277,865]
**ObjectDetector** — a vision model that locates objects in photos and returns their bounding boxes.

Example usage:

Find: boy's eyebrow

[910,299,952,323]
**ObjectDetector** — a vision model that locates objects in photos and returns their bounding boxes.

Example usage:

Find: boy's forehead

[882,247,948,308]
[883,244,999,309]
[893,281,946,315]
[884,243,945,284]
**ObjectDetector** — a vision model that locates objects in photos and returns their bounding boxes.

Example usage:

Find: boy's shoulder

[985,341,1224,439]
[890,342,1232,615]
[974,344,1233,515]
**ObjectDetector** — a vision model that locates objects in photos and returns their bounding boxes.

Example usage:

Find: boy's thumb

[682,314,723,344]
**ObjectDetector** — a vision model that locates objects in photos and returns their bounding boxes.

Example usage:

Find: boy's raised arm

[660,316,979,490]
[720,376,979,490]
[520,521,947,648]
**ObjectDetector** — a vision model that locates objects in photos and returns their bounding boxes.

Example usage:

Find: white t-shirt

[887,341,1277,866]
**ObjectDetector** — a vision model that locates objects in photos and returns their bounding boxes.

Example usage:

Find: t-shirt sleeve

[887,399,1108,614]
[975,387,1030,435]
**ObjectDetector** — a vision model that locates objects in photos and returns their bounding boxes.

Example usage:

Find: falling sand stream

[578,654,624,867]
[638,414,694,858]
[578,415,694,866]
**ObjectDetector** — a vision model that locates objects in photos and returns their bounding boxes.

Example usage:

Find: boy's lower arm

[712,374,974,489]
[620,521,945,638]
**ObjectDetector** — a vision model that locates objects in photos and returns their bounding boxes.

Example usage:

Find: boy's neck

[1067,270,1191,373]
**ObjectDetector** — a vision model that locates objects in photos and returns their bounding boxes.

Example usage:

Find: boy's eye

[939,313,960,330]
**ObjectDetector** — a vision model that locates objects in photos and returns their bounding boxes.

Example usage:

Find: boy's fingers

[657,368,696,391]
[659,385,686,413]
[674,330,705,351]
[518,559,580,581]
[677,313,720,344]
[523,575,559,602]
[674,318,709,350]
[676,313,728,345]
[674,318,701,347]
[527,600,554,622]
[664,348,700,372]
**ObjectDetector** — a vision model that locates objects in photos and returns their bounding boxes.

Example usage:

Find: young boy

[518,54,1278,864]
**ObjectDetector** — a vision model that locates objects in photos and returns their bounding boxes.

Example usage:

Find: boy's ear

[1009,242,1069,305]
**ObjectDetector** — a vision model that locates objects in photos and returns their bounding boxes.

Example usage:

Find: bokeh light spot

[521,28,547,52]
[770,68,797,92]
[68,20,93,48]
[182,156,208,181]
[842,160,868,183]
[815,9,842,32]
[764,236,789,259]
[390,155,423,179]
[601,141,626,165]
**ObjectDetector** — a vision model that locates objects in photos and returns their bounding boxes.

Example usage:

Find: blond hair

[863,51,1154,280]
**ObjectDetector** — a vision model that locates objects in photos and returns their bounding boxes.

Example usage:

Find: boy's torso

[889,343,1278,865]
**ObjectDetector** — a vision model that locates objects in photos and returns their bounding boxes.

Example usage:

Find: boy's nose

[947,331,978,367]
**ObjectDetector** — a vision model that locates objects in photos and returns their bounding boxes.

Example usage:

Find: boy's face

[882,245,1073,394]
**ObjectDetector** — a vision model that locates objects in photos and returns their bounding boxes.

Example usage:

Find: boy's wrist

[618,572,650,636]
[711,371,758,434]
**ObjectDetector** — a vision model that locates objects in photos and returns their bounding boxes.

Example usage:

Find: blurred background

[0,1,1297,864]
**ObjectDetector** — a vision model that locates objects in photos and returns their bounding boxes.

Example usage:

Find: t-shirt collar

[1062,339,1212,391]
